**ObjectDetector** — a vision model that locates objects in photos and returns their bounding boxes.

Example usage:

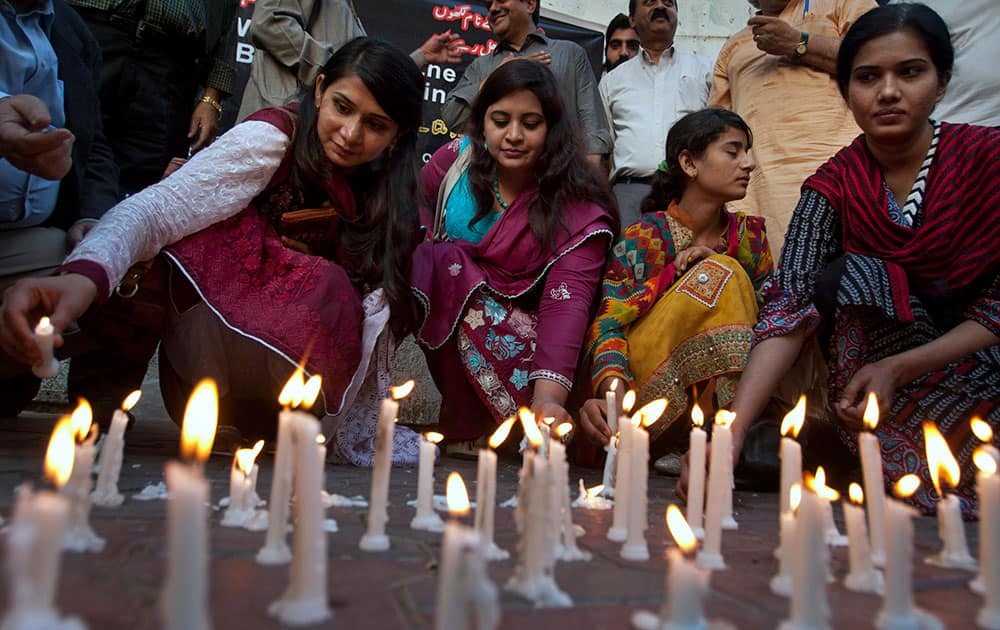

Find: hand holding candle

[31,316,60,379]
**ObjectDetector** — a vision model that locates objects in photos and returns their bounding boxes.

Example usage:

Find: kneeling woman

[579,109,772,452]
[0,39,426,465]
[413,60,619,447]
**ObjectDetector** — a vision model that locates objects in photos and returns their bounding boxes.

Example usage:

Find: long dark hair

[640,108,753,214]
[464,60,619,250]
[291,38,423,335]
[836,3,953,99]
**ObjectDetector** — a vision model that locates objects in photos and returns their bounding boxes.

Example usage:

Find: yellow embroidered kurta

[709,0,876,256]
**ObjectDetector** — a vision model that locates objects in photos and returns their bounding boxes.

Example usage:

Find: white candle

[697,411,733,569]
[268,413,331,625]
[843,484,883,594]
[550,426,590,562]
[62,401,103,552]
[257,409,297,563]
[924,421,976,570]
[686,423,707,540]
[31,316,60,378]
[974,449,1000,627]
[411,432,445,533]
[474,447,507,560]
[876,475,942,630]
[608,418,632,542]
[770,508,796,597]
[599,435,618,499]
[621,424,649,561]
[605,380,619,436]
[360,386,405,552]
[92,405,132,507]
[221,440,264,528]
[780,485,830,630]
[779,396,806,515]
[859,393,887,566]
[161,379,217,630]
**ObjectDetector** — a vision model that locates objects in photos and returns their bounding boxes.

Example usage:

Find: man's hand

[0,94,74,180]
[188,93,221,154]
[0,274,97,367]
[420,31,467,65]
[748,15,801,58]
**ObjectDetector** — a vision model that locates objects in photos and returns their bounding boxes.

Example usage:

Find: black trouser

[80,15,204,196]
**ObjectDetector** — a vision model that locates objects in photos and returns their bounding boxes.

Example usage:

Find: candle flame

[316,434,325,445]
[38,316,51,329]
[587,484,605,500]
[302,374,322,409]
[971,417,994,443]
[789,483,802,512]
[715,409,736,428]
[540,416,555,426]
[445,472,470,516]
[609,378,619,393]
[425,431,444,444]
[862,392,880,430]
[622,390,637,414]
[554,422,573,439]
[894,474,920,498]
[122,390,142,412]
[974,448,998,476]
[70,398,93,442]
[780,395,806,438]
[666,504,697,553]
[923,421,960,498]
[234,440,264,476]
[278,369,305,407]
[849,483,864,505]
[634,398,668,428]
[390,379,415,400]
[180,379,218,462]
[44,416,75,488]
[691,403,704,428]
[519,407,543,448]
[805,467,840,502]
[488,417,515,449]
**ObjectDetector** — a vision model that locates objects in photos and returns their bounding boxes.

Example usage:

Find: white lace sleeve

[64,120,291,296]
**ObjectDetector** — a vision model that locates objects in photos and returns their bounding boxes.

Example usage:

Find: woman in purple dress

[412,60,619,452]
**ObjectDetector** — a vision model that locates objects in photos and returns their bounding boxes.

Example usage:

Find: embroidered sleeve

[753,188,841,345]
[530,235,609,392]
[965,273,1000,338]
[586,216,672,390]
[63,121,290,297]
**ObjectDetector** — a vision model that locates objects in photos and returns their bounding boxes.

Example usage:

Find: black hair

[640,108,753,214]
[464,60,619,249]
[836,3,953,99]
[605,12,631,44]
[629,0,677,18]
[291,37,423,335]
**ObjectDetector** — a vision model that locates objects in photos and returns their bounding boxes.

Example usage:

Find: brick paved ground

[0,381,987,629]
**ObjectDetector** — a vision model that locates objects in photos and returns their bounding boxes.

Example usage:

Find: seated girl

[680,4,1000,516]
[411,60,619,451]
[579,108,772,458]
[0,38,427,465]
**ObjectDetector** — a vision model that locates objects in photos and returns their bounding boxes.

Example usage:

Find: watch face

[795,42,807,56]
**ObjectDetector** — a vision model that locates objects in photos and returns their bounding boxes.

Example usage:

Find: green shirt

[67,0,238,95]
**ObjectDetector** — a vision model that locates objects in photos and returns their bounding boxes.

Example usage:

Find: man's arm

[570,44,611,158]
[440,56,490,133]
[189,0,240,152]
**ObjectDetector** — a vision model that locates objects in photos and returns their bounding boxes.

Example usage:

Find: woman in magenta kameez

[412,60,619,453]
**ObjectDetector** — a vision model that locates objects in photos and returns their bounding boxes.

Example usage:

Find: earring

[483,141,488,151]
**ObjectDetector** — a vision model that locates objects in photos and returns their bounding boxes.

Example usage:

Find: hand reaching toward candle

[836,358,903,430]
[0,274,97,366]
[579,398,612,445]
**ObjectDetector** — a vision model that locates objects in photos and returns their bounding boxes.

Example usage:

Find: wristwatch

[794,31,809,57]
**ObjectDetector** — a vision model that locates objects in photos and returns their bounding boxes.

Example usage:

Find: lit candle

[619,399,666,562]
[0,417,82,629]
[876,475,942,629]
[31,316,60,378]
[814,467,847,547]
[781,472,831,630]
[719,410,738,531]
[697,410,734,569]
[435,473,501,630]
[770,483,800,597]
[843,483,884,594]
[550,423,590,562]
[505,418,571,607]
[92,390,141,508]
[779,395,805,515]
[161,379,218,630]
[475,418,514,561]
[606,378,620,436]
[599,381,619,498]
[268,373,331,625]
[686,403,707,540]
[221,439,265,528]
[923,421,977,570]
[62,399,104,552]
[258,369,312,564]
[411,431,445,533]
[972,417,1000,463]
[859,392,887,567]
[360,379,414,552]
[973,448,1000,627]
[607,390,636,542]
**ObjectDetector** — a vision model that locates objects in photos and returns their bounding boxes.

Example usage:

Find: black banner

[224,0,603,162]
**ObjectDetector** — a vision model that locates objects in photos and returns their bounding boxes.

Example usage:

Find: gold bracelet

[200,94,223,115]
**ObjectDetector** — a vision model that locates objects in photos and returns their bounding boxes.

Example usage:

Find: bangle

[200,94,223,115]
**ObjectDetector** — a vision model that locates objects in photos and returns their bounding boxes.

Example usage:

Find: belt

[614,175,653,186]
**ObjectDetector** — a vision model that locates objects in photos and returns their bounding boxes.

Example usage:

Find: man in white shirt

[600,0,711,228]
